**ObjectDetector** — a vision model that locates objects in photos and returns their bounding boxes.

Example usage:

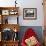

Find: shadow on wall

[18,26,44,44]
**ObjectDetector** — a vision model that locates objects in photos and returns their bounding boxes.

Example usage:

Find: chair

[21,28,41,46]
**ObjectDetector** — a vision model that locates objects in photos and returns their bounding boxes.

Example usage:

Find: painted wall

[18,0,44,26]
[0,0,44,26]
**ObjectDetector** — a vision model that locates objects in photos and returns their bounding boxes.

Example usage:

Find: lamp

[15,0,17,7]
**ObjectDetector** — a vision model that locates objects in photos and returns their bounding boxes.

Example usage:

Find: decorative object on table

[1,27,19,41]
[1,28,13,41]
[9,9,18,15]
[21,28,41,46]
[13,32,18,41]
[23,8,37,20]
[5,18,8,24]
[2,16,8,24]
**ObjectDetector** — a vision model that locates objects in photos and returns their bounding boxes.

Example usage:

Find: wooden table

[0,40,19,46]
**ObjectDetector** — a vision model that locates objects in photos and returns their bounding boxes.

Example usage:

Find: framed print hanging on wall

[23,8,37,20]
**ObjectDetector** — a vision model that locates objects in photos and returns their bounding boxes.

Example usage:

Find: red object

[21,28,41,46]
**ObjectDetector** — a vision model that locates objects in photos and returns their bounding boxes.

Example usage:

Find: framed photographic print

[23,8,37,20]
[2,10,9,15]
[9,9,18,15]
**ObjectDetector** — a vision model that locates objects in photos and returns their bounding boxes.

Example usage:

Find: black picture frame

[23,8,37,20]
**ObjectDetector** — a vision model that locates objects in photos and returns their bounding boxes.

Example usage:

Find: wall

[0,0,44,26]
[18,0,44,26]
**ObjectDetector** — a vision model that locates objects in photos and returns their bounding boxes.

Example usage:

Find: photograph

[23,8,37,20]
